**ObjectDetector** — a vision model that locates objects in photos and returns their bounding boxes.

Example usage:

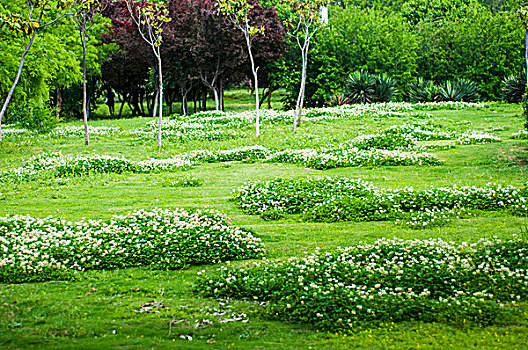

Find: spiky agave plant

[327,93,352,106]
[501,72,526,103]
[439,80,463,101]
[408,78,439,102]
[374,73,399,102]
[455,79,480,102]
[346,70,376,103]
[439,79,479,102]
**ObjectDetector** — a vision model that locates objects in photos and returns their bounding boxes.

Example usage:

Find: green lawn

[1,98,528,349]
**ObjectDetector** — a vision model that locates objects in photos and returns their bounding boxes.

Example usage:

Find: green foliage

[408,78,439,102]
[196,237,528,330]
[439,79,480,102]
[401,0,471,25]
[375,73,399,102]
[6,101,56,133]
[0,208,264,283]
[502,72,526,103]
[345,70,376,103]
[0,0,112,115]
[414,2,522,100]
[282,6,416,109]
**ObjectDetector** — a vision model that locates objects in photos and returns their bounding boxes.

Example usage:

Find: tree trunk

[200,70,220,111]
[157,54,163,147]
[0,14,42,142]
[219,78,224,112]
[80,16,90,146]
[118,93,126,119]
[525,29,528,86]
[153,89,159,119]
[181,83,192,116]
[245,34,260,138]
[268,85,272,109]
[293,33,310,132]
[202,90,207,111]
[182,92,188,115]
[212,88,219,110]
[56,88,63,119]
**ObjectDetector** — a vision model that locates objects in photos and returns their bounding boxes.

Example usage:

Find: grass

[90,88,287,120]
[1,95,528,349]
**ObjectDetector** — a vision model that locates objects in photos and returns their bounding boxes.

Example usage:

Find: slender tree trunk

[153,89,159,118]
[157,54,163,147]
[213,88,220,110]
[200,70,220,111]
[56,88,63,119]
[202,90,207,111]
[118,93,126,119]
[0,14,41,142]
[245,35,260,138]
[80,17,90,146]
[293,34,310,132]
[525,29,528,86]
[182,92,188,115]
[219,78,224,112]
[181,84,192,116]
[268,85,272,109]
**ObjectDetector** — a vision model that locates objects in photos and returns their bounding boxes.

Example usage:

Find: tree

[0,0,73,141]
[283,0,327,132]
[217,0,265,138]
[518,6,528,87]
[413,2,521,99]
[73,0,101,146]
[517,6,528,126]
[101,0,151,118]
[125,0,170,147]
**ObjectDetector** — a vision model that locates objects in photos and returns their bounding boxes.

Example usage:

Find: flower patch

[235,177,528,224]
[0,208,265,283]
[196,237,528,331]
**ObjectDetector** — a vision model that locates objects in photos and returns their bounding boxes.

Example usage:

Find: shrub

[439,79,480,102]
[501,72,525,103]
[326,93,352,106]
[6,101,57,133]
[408,78,440,102]
[346,70,377,103]
[374,73,399,102]
[345,71,399,104]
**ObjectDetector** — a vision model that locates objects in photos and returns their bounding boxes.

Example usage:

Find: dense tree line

[1,0,527,124]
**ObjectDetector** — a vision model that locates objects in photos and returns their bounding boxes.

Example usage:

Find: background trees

[1,0,527,133]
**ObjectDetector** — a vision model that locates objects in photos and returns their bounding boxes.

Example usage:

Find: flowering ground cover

[0,101,527,349]
[129,102,484,143]
[196,237,528,331]
[0,140,441,184]
[0,152,193,183]
[0,208,264,283]
[235,177,528,225]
